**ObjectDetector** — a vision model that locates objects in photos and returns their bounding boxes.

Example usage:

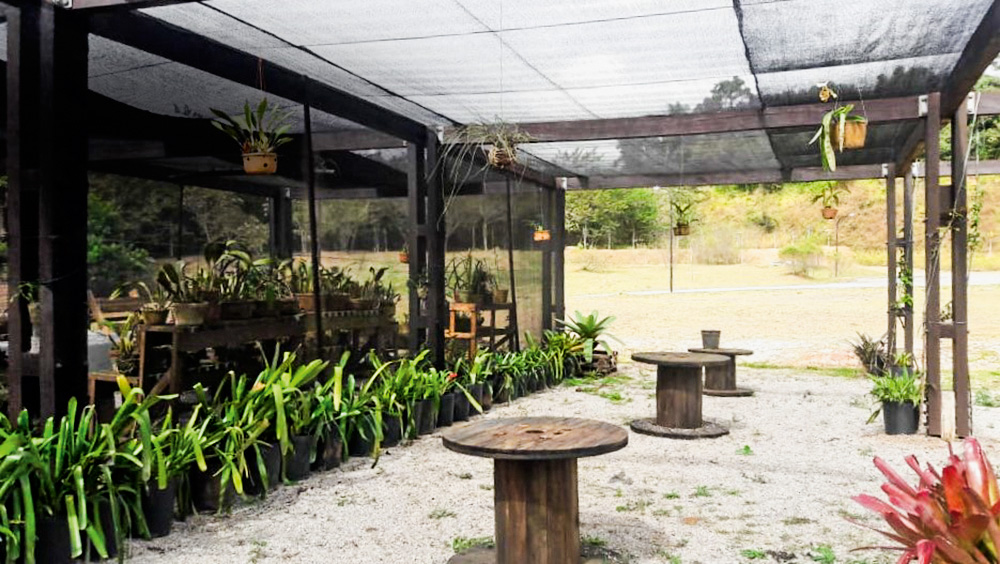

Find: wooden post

[541,184,553,332]
[6,2,42,418]
[269,188,293,259]
[425,131,446,366]
[903,167,915,358]
[924,93,943,437]
[175,184,184,260]
[494,459,579,564]
[504,177,520,351]
[553,180,566,324]
[407,142,428,352]
[37,3,90,416]
[952,98,971,437]
[886,166,897,356]
[656,366,703,429]
[303,102,324,354]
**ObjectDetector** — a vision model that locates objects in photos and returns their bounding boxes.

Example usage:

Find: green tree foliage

[87,190,151,295]
[565,189,662,248]
[941,75,1000,161]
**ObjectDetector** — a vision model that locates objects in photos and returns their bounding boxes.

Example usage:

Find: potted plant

[808,83,867,172]
[321,266,353,311]
[443,119,532,171]
[210,99,293,175]
[156,262,210,326]
[851,332,891,376]
[532,223,551,242]
[811,183,849,219]
[446,253,493,304]
[144,405,215,538]
[671,201,696,236]
[115,281,172,326]
[558,310,621,375]
[867,367,922,435]
[490,254,509,304]
[102,312,141,376]
[399,244,409,264]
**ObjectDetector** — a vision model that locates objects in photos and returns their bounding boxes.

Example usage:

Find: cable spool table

[687,347,754,397]
[443,417,628,564]
[630,352,730,439]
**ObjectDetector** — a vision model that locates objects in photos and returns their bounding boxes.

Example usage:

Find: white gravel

[128,363,1000,564]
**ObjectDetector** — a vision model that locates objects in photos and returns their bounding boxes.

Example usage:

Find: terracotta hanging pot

[673,224,691,236]
[399,252,409,264]
[243,152,278,175]
[829,120,867,150]
[532,229,551,242]
[822,207,838,220]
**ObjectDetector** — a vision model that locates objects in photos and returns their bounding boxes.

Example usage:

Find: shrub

[695,225,741,265]
[779,233,824,276]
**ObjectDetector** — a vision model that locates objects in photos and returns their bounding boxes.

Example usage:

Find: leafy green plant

[210,99,293,155]
[851,333,891,376]
[867,370,923,423]
[851,438,1000,563]
[102,312,141,375]
[810,183,850,209]
[809,84,867,171]
[557,310,620,363]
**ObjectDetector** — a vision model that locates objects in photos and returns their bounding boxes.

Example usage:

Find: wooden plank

[896,120,926,172]
[553,185,566,323]
[311,130,407,152]
[470,96,921,143]
[60,0,201,10]
[426,132,446,366]
[941,0,1000,116]
[887,167,897,353]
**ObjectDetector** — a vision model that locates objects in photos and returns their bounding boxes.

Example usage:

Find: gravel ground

[128,363,1000,564]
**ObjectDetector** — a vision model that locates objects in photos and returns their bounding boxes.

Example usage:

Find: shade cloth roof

[5,0,999,189]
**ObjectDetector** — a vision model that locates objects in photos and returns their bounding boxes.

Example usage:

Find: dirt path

[129,365,1000,564]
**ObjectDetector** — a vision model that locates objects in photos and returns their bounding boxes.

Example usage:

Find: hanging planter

[399,245,409,264]
[808,83,868,172]
[673,224,691,237]
[211,99,293,176]
[812,184,849,220]
[532,226,551,242]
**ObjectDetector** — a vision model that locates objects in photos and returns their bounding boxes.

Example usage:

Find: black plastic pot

[436,393,455,427]
[87,502,118,560]
[453,391,471,421]
[883,401,919,435]
[284,435,314,481]
[142,480,177,538]
[482,389,493,412]
[190,464,236,513]
[35,515,72,564]
[313,430,343,471]
[348,430,373,457]
[495,388,510,404]
[417,398,437,435]
[246,443,282,495]
[383,415,403,447]
[469,384,484,415]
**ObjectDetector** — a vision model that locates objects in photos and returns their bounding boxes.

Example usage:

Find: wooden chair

[87,371,142,406]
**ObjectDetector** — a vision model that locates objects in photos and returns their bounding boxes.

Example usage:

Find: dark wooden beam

[89,11,428,144]
[941,0,1000,116]
[311,130,407,152]
[895,119,927,173]
[5,2,41,418]
[37,2,89,417]
[924,92,943,437]
[56,0,201,10]
[473,96,922,144]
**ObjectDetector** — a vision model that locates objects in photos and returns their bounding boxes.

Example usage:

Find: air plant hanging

[211,99,293,175]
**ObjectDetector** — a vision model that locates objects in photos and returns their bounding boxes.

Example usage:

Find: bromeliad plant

[558,310,620,364]
[852,438,1000,564]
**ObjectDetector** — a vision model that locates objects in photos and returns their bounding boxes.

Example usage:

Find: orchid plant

[852,437,1000,563]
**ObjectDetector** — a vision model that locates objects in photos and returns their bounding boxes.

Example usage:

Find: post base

[449,547,614,564]
[703,387,754,397]
[629,417,729,439]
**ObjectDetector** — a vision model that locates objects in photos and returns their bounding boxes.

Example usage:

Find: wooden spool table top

[442,417,628,461]
[687,347,753,356]
[632,351,729,368]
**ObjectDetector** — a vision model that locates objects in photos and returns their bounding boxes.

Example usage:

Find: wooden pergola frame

[4,0,1000,438]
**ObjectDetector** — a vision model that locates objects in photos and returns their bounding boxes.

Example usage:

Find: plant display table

[687,347,754,397]
[443,417,627,564]
[445,302,516,358]
[140,311,396,396]
[630,352,730,439]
